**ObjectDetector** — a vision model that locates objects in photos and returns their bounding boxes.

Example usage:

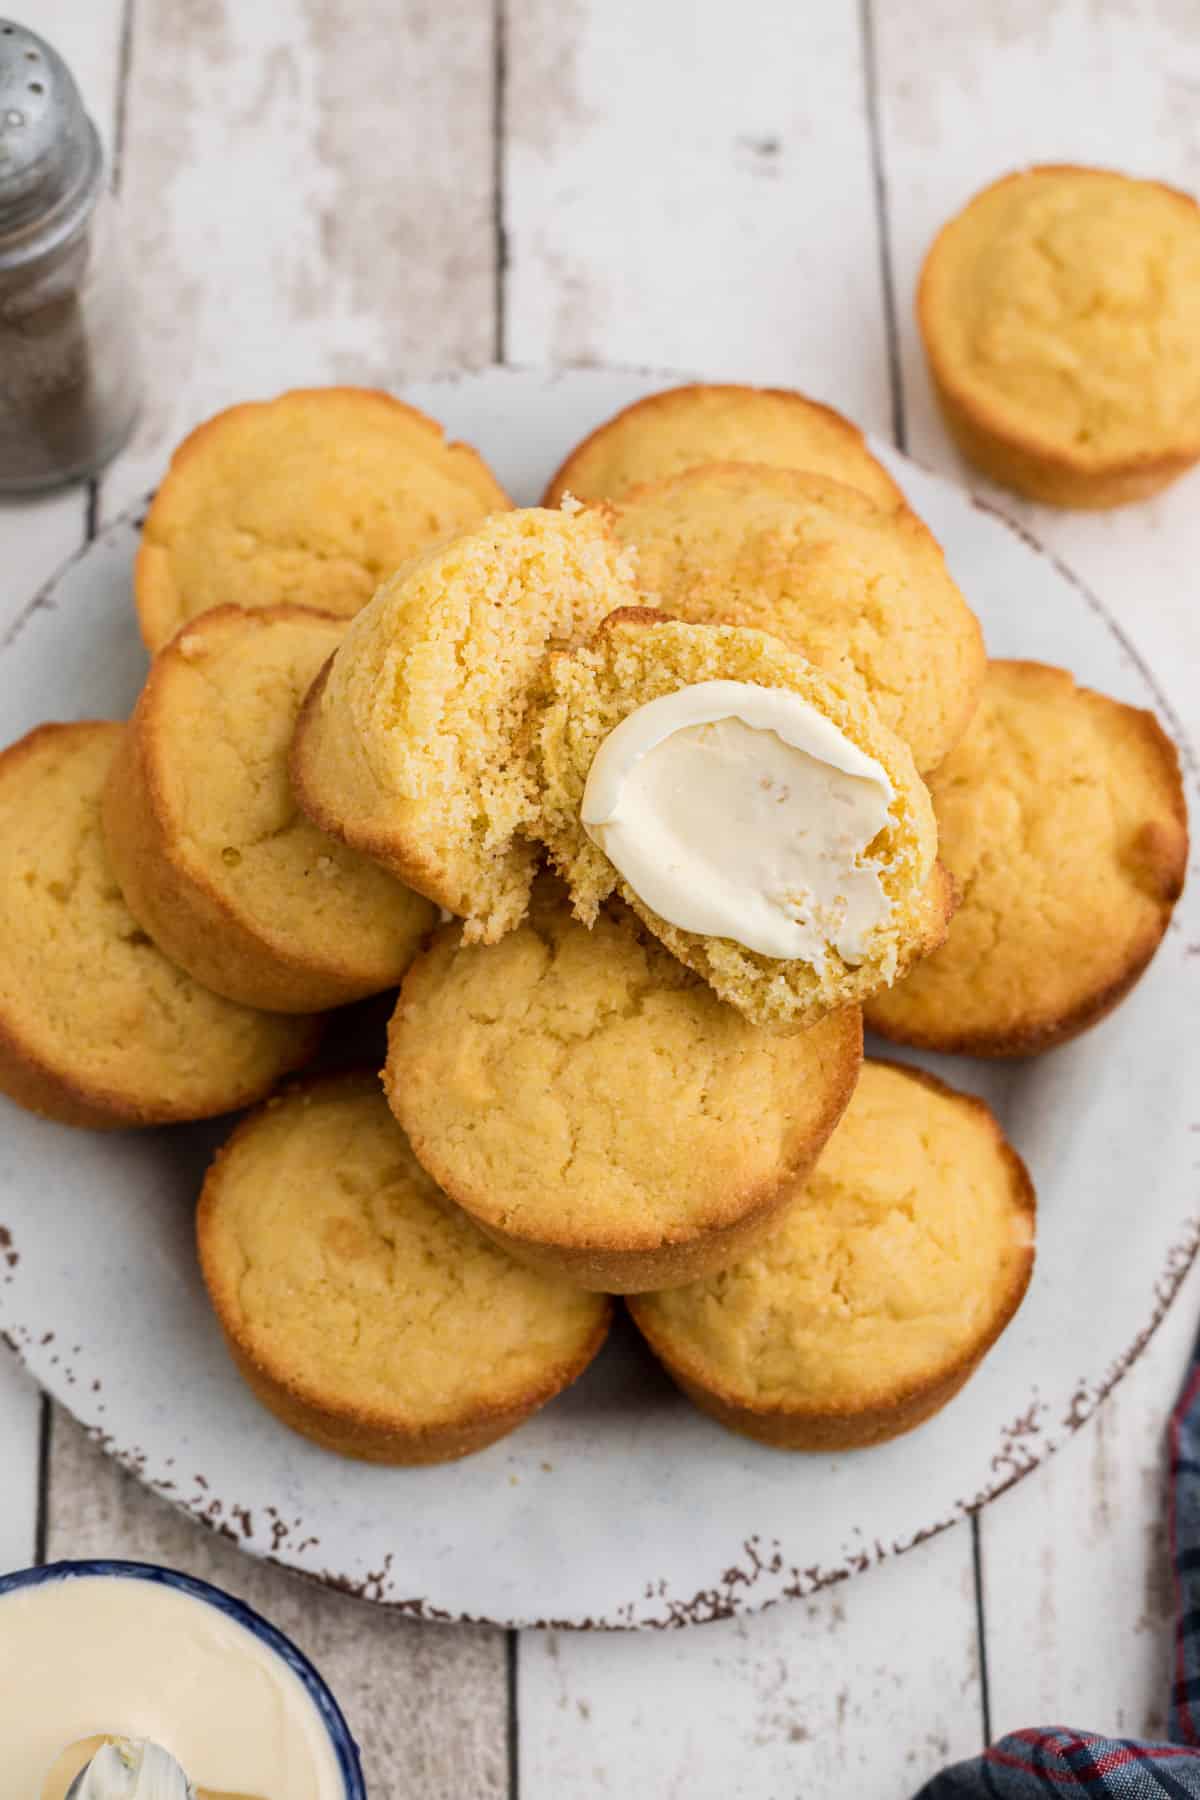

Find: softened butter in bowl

[0,1561,363,1800]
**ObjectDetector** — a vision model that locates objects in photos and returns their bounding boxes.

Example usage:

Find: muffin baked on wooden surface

[198,1072,611,1465]
[103,605,435,1013]
[135,387,512,651]
[866,661,1188,1056]
[385,887,863,1293]
[0,723,319,1129]
[531,610,953,1032]
[542,382,904,510]
[629,1061,1035,1451]
[292,505,639,943]
[919,165,1200,508]
[610,463,984,772]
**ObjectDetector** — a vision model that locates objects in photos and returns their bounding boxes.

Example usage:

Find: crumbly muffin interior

[310,506,639,939]
[529,613,944,1029]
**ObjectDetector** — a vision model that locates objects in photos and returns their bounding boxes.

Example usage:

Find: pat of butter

[581,680,895,964]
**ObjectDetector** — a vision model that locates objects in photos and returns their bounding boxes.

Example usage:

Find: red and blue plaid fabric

[914,1351,1200,1796]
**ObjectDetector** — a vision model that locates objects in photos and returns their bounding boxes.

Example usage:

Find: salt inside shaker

[0,18,140,492]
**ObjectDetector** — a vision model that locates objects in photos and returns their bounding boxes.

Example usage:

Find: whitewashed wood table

[3,3,1199,1793]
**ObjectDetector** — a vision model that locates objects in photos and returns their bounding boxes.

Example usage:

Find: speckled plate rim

[0,364,1197,1630]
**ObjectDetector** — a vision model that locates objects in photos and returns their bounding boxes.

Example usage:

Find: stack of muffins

[0,165,1191,1467]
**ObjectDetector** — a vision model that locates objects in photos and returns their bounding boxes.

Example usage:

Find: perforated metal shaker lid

[0,18,102,270]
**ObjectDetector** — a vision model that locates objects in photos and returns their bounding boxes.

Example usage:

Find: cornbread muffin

[542,383,904,510]
[135,387,511,651]
[629,1061,1035,1450]
[610,464,984,772]
[0,723,319,1129]
[385,887,863,1292]
[531,611,953,1032]
[919,166,1200,507]
[292,505,639,941]
[198,1072,610,1464]
[103,606,435,1013]
[866,661,1188,1055]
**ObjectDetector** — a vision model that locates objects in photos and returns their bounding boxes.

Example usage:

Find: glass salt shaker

[0,18,140,492]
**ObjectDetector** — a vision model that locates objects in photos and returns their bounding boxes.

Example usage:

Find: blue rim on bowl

[0,1558,366,1798]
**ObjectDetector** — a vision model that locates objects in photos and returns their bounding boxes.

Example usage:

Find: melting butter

[581,680,895,964]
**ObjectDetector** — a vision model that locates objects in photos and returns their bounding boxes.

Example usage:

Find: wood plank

[100,0,498,521]
[0,1355,41,1572]
[46,1411,508,1798]
[520,1531,983,1797]
[503,0,896,432]
[506,7,986,1792]
[872,0,1200,1739]
[981,1262,1200,1740]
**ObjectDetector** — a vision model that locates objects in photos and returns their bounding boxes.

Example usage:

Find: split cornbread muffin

[103,605,435,1013]
[0,723,319,1128]
[919,165,1200,507]
[609,463,985,772]
[865,660,1188,1056]
[291,505,640,943]
[542,382,904,510]
[135,386,511,650]
[384,887,863,1293]
[531,610,954,1031]
[199,1072,610,1464]
[629,1061,1035,1450]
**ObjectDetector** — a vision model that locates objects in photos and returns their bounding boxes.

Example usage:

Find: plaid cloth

[914,1350,1200,1797]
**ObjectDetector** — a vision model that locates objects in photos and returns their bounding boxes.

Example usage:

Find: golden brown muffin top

[866,660,1188,1054]
[610,463,985,773]
[135,386,512,651]
[131,604,433,969]
[200,1073,609,1430]
[920,166,1200,467]
[543,382,903,509]
[0,723,316,1120]
[385,889,862,1247]
[632,1061,1034,1412]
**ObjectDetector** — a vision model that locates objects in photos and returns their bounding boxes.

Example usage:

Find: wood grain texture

[873,0,1200,1740]
[44,1411,508,1798]
[101,0,499,517]
[0,1354,41,1571]
[873,0,1200,730]
[981,1268,1200,1741]
[520,1529,983,1797]
[504,0,895,430]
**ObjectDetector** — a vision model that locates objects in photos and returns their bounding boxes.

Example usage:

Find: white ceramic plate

[1,367,1197,1629]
